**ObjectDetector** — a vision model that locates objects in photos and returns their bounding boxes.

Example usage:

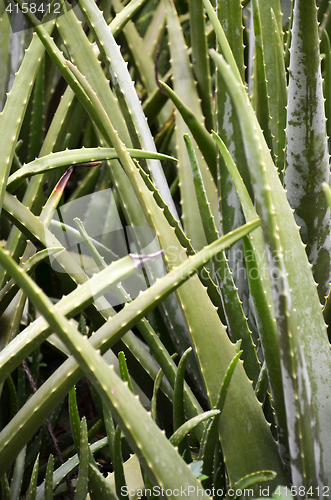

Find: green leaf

[74,418,89,500]
[0,474,11,500]
[27,455,40,500]
[160,82,216,181]
[118,352,135,394]
[150,367,164,422]
[190,460,207,481]
[166,0,218,249]
[0,219,261,481]
[212,130,287,458]
[76,0,179,218]
[173,347,192,460]
[225,471,277,500]
[211,47,324,488]
[0,19,55,216]
[285,0,331,303]
[170,410,220,448]
[7,148,176,192]
[45,455,54,500]
[69,387,81,453]
[35,438,109,499]
[113,426,127,500]
[110,0,149,39]
[189,0,214,131]
[10,445,26,500]
[88,463,119,500]
[206,0,252,322]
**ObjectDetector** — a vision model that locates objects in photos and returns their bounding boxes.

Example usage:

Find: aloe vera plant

[0,0,331,497]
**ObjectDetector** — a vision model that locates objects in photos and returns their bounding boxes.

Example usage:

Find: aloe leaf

[111,0,172,126]
[189,0,214,131]
[109,0,149,39]
[185,133,260,383]
[135,317,203,434]
[13,4,125,165]
[67,163,101,203]
[143,0,165,56]
[150,367,164,422]
[118,352,134,394]
[0,474,11,500]
[143,70,172,124]
[0,250,211,499]
[255,1,286,175]
[96,133,286,483]
[323,183,331,208]
[69,386,81,453]
[103,402,116,459]
[242,234,287,458]
[55,2,131,146]
[4,375,18,419]
[7,147,176,191]
[0,289,26,354]
[27,57,45,162]
[321,28,331,140]
[0,247,62,319]
[173,347,192,460]
[137,164,224,321]
[211,7,331,481]
[211,49,322,488]
[0,83,79,289]
[3,56,286,482]
[226,471,277,499]
[45,455,54,500]
[212,130,288,457]
[0,19,55,216]
[0,56,80,289]
[215,350,243,415]
[166,0,217,249]
[69,220,188,412]
[202,0,241,83]
[285,0,331,303]
[77,0,179,219]
[35,438,109,499]
[1,163,75,350]
[0,219,261,478]
[27,454,39,500]
[2,192,181,417]
[73,216,117,271]
[124,164,208,397]
[0,251,162,384]
[170,410,220,448]
[0,7,11,111]
[10,444,26,500]
[53,58,177,291]
[254,362,269,404]
[40,165,76,227]
[160,82,217,180]
[74,418,89,500]
[251,0,272,152]
[208,0,252,320]
[173,347,192,431]
[88,463,119,500]
[113,426,127,500]
[199,351,242,481]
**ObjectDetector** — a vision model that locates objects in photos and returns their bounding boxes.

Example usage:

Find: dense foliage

[1,0,331,497]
